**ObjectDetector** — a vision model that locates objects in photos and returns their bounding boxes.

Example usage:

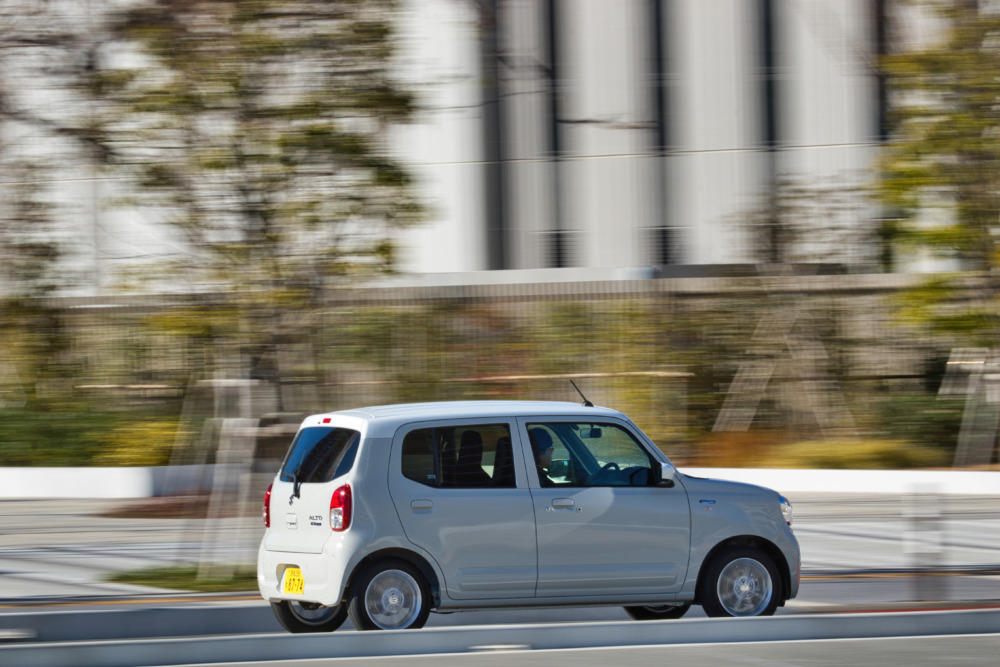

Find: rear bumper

[257,541,350,608]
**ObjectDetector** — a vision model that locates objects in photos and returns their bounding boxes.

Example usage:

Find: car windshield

[280,427,360,484]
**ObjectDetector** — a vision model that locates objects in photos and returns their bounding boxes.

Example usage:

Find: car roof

[308,401,627,434]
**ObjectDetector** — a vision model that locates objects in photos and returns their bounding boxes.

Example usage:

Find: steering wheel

[588,461,620,485]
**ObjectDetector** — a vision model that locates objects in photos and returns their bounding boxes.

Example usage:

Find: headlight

[779,495,793,526]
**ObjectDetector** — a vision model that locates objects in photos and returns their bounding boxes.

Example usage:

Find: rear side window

[280,427,360,484]
[401,423,515,489]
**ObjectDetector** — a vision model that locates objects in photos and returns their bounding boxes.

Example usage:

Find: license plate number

[282,567,304,595]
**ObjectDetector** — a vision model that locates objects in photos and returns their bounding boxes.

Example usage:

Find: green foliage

[892,272,1000,343]
[757,438,950,470]
[95,0,422,291]
[92,419,184,467]
[871,391,964,455]
[0,287,973,469]
[86,0,425,382]
[0,407,122,467]
[879,1,1000,338]
[107,565,257,593]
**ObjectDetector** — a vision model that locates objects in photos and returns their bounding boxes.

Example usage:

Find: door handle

[410,499,433,513]
[550,498,575,511]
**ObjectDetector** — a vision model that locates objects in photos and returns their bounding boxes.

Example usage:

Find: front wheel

[348,559,431,631]
[699,545,781,617]
[270,600,347,633]
[624,603,691,620]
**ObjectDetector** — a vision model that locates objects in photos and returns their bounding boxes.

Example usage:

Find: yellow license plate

[282,567,304,595]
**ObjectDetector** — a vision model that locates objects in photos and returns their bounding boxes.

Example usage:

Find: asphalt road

[0,493,998,600]
[0,492,998,666]
[0,494,1000,605]
[3,492,999,599]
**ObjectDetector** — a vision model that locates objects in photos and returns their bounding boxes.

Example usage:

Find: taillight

[263,483,273,528]
[330,484,352,531]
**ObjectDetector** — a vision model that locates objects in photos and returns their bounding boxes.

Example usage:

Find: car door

[519,417,691,598]
[387,419,538,600]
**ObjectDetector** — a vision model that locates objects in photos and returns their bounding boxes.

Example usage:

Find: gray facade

[394,0,885,276]
[0,1,897,296]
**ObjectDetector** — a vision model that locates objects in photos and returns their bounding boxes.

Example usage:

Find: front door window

[525,422,655,487]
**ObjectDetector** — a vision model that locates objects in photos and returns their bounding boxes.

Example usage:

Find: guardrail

[2,609,999,667]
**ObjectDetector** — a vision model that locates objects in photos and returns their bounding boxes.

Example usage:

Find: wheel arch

[345,547,442,609]
[694,535,791,606]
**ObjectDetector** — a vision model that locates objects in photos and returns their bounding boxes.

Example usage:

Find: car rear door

[387,419,538,600]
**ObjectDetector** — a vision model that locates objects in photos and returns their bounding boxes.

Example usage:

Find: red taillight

[330,484,351,531]
[263,483,273,528]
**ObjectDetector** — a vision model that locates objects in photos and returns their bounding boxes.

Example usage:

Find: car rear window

[280,427,360,484]
[401,423,515,488]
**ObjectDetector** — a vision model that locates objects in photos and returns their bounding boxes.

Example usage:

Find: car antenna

[569,379,593,407]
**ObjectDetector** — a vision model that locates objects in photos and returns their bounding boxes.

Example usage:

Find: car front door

[520,417,691,598]
[387,419,537,600]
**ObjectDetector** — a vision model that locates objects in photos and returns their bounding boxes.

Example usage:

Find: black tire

[699,545,782,618]
[348,559,431,631]
[624,603,691,620]
[270,600,347,633]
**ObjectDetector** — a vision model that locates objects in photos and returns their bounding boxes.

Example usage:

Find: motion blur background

[1,0,999,588]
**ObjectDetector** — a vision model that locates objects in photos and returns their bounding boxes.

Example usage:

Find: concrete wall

[0,465,233,499]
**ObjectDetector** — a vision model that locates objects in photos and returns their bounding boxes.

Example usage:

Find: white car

[258,400,799,632]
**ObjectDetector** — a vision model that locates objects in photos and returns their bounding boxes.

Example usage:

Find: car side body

[257,400,800,631]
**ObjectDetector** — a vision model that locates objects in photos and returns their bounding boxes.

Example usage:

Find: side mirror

[658,463,676,487]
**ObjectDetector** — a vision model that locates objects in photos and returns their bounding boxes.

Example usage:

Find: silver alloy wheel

[716,557,773,616]
[289,601,340,625]
[364,568,422,629]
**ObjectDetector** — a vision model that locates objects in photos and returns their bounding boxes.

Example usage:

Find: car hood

[679,472,780,501]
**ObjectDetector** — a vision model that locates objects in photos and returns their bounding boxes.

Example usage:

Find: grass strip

[107,565,257,593]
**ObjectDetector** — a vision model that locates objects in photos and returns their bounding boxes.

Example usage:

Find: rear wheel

[624,603,691,620]
[699,545,781,617]
[270,600,347,633]
[348,559,430,631]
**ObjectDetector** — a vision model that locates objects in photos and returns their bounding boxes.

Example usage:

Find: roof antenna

[569,379,593,407]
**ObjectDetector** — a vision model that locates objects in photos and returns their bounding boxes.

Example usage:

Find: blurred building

[391,0,890,280]
[2,1,948,297]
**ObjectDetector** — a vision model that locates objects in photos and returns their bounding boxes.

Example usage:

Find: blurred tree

[0,162,61,302]
[0,2,81,410]
[90,0,423,390]
[0,162,66,408]
[743,175,880,270]
[879,0,1000,342]
[713,176,876,439]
